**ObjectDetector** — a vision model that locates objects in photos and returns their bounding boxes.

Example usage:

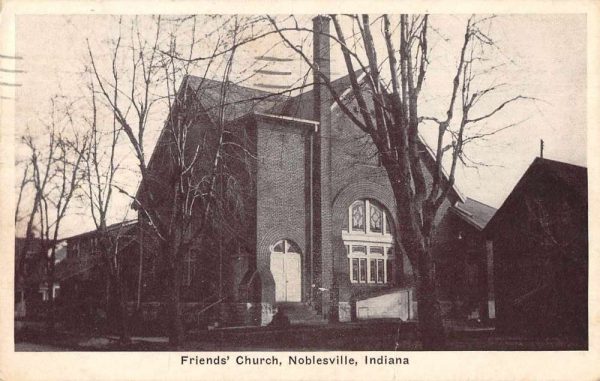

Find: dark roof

[273,70,364,120]
[531,157,587,199]
[185,76,289,124]
[61,220,138,241]
[185,71,364,124]
[452,197,497,230]
[484,157,587,232]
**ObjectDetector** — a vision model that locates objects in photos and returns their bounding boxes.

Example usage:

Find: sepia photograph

[1,1,598,380]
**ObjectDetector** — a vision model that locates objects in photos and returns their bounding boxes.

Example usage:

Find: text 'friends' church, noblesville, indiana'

[64,16,501,329]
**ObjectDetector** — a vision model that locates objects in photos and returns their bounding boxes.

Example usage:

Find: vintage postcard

[0,0,598,380]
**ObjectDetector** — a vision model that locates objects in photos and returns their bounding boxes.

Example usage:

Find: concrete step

[275,302,327,325]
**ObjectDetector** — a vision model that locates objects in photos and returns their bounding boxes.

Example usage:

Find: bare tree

[14,161,31,226]
[23,98,88,333]
[74,69,135,342]
[268,14,531,348]
[86,15,256,347]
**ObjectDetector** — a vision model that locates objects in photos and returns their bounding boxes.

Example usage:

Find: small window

[370,246,384,255]
[370,204,383,233]
[359,258,367,282]
[286,240,301,253]
[273,241,285,253]
[369,259,377,282]
[377,259,385,283]
[351,201,365,232]
[352,245,366,254]
[351,258,359,282]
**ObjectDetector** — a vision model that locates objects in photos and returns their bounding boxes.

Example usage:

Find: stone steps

[275,302,327,325]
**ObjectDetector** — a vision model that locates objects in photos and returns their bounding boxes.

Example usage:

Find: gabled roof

[452,197,497,231]
[484,157,587,232]
[185,76,288,124]
[272,69,364,120]
[146,72,467,204]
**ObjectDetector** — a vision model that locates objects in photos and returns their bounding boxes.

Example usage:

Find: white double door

[270,251,301,302]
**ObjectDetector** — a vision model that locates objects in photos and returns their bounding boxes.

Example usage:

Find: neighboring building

[485,158,587,340]
[131,16,496,327]
[14,237,64,318]
[437,198,497,323]
[56,221,140,327]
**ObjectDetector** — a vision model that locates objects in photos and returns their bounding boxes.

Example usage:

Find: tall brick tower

[312,15,333,319]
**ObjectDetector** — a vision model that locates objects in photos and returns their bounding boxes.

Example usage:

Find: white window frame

[346,200,390,237]
[347,244,392,284]
[343,199,394,285]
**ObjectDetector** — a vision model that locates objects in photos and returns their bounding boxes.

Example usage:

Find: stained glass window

[370,203,382,233]
[352,201,365,231]
[345,199,395,285]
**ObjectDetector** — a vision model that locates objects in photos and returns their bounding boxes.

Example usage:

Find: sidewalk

[14,320,585,351]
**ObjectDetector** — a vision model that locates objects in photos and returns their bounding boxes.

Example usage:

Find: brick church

[130,16,496,328]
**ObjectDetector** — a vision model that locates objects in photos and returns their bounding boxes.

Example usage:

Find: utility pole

[540,139,544,158]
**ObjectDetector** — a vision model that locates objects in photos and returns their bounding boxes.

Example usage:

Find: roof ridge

[185,74,287,97]
[535,156,587,170]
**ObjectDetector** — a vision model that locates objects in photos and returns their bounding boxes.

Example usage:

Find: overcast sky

[14,14,586,238]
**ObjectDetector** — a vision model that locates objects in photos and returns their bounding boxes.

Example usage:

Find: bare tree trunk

[416,246,445,349]
[100,231,131,343]
[164,239,184,347]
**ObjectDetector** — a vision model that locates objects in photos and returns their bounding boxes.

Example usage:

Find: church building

[133,16,495,328]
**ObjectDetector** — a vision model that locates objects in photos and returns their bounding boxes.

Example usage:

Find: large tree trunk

[415,246,446,349]
[389,174,446,349]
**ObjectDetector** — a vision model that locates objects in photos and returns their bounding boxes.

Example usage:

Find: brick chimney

[311,15,333,319]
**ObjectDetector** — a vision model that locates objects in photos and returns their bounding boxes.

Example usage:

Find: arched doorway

[270,239,302,302]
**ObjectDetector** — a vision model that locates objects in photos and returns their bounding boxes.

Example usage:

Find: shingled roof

[452,197,497,230]
[185,76,289,124]
[184,71,364,124]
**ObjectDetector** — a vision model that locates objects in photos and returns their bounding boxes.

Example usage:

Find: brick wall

[255,119,310,305]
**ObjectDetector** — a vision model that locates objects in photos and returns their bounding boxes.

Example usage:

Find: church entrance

[270,239,302,302]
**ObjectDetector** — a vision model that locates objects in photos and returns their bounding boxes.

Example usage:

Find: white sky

[13,14,587,237]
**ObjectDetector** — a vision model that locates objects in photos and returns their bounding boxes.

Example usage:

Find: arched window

[342,199,394,285]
